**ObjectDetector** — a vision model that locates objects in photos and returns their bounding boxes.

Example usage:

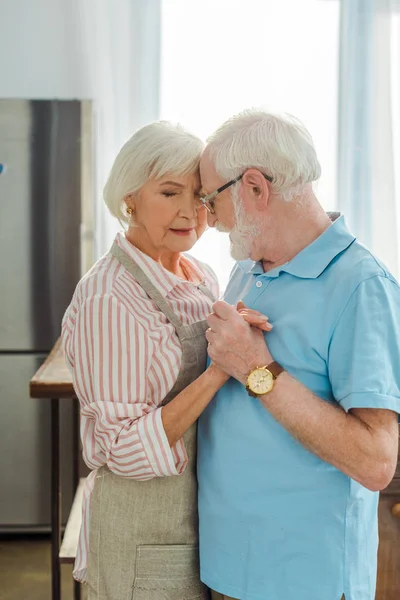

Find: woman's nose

[179,194,200,218]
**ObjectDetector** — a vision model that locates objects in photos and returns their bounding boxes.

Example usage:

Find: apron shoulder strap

[110,242,183,332]
[196,282,217,303]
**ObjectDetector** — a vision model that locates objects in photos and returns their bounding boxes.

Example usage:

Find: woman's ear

[124,194,136,213]
[241,168,270,210]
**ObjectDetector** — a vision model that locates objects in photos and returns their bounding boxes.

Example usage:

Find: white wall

[0,0,90,99]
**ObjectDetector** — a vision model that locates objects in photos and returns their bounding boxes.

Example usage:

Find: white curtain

[76,0,161,258]
[160,0,340,289]
[338,0,400,275]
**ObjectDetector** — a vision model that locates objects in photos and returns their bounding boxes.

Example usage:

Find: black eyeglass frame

[199,171,273,214]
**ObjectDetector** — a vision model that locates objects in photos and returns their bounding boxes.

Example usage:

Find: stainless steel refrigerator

[0,99,93,532]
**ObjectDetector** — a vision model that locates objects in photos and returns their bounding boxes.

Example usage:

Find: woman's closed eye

[162,191,179,198]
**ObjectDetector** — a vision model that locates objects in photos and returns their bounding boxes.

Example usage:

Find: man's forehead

[200,153,221,191]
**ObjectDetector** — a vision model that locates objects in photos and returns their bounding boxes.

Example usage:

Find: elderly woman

[61,122,268,600]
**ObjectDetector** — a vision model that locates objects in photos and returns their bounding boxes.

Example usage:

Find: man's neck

[260,196,332,273]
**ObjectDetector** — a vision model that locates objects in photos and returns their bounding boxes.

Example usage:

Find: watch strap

[267,361,284,380]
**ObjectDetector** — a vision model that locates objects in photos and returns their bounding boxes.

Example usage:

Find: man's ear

[241,168,270,210]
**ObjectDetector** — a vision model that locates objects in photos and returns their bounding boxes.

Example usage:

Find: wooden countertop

[30,337,75,398]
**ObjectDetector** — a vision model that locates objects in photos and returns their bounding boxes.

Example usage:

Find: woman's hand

[236,300,272,332]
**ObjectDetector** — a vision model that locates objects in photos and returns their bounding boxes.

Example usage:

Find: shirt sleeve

[328,274,400,414]
[65,294,187,480]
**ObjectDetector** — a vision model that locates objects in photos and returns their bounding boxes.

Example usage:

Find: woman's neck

[125,229,186,279]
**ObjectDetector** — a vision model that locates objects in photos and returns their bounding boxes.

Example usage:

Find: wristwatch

[245,361,284,397]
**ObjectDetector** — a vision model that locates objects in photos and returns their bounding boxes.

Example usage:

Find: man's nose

[207,212,217,227]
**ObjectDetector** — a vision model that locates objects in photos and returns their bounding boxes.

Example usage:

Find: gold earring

[126,207,133,215]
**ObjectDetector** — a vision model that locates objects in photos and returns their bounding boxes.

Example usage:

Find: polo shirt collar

[238,215,356,280]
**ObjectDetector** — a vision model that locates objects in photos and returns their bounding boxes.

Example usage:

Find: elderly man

[197,110,400,600]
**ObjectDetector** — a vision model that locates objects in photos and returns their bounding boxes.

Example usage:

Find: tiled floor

[0,535,86,600]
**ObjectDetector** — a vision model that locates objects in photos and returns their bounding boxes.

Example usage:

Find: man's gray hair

[206,109,321,200]
[104,121,204,223]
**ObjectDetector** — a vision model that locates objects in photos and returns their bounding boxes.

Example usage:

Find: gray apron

[87,242,215,600]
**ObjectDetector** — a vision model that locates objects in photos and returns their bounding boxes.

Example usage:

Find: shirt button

[256,281,263,288]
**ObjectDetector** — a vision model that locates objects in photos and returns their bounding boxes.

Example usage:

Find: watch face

[247,368,274,395]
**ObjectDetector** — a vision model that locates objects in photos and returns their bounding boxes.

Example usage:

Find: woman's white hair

[104,121,204,224]
[206,109,321,200]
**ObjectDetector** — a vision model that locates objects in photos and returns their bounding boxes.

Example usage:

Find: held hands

[206,300,273,384]
[236,300,272,332]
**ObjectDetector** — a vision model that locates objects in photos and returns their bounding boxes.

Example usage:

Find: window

[161,0,340,288]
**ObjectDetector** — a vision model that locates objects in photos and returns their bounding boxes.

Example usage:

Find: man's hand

[206,300,273,384]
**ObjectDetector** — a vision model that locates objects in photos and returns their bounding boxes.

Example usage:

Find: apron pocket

[132,544,206,600]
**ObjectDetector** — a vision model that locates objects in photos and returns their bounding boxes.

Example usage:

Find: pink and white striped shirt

[61,232,219,582]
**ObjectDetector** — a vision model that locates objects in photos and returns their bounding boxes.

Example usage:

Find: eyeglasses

[199,171,273,214]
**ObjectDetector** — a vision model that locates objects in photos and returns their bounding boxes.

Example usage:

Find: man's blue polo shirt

[197,216,400,600]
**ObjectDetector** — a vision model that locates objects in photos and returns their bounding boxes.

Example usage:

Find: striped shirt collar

[115,232,205,297]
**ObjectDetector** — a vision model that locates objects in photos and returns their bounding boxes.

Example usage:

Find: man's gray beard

[215,222,231,234]
[227,187,262,260]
